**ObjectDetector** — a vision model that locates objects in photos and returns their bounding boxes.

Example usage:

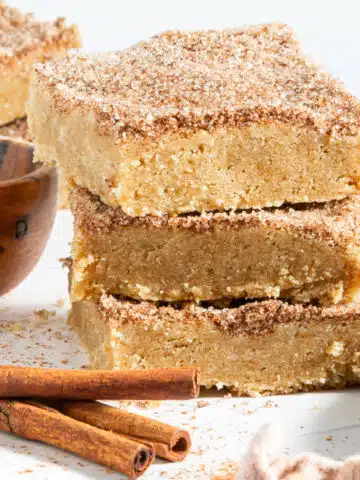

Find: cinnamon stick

[57,400,191,462]
[0,366,200,400]
[0,399,154,479]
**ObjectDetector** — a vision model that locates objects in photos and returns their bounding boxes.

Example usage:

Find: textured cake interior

[1,68,33,126]
[30,108,360,217]
[70,296,360,397]
[70,188,360,305]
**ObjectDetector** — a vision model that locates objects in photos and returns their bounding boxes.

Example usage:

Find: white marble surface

[3,1,360,477]
[2,213,360,480]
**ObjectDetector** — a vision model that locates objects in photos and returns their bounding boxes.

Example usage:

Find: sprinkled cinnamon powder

[34,23,360,141]
[0,3,80,70]
[70,186,360,246]
[97,294,360,337]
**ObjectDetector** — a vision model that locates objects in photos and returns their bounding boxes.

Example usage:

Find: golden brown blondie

[0,3,80,126]
[70,295,360,396]
[29,24,360,216]
[70,187,360,305]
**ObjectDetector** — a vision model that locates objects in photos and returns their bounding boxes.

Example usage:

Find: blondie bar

[70,187,360,305]
[29,24,360,216]
[70,295,360,396]
[0,3,80,126]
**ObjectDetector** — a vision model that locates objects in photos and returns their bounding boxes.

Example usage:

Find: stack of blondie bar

[28,24,360,396]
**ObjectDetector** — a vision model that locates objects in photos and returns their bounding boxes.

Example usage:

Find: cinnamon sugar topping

[34,23,360,140]
[0,3,80,69]
[70,187,360,246]
[98,295,360,337]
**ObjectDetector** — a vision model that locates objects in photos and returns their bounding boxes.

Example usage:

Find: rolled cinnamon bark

[0,366,200,400]
[128,435,190,462]
[0,399,154,478]
[58,400,191,462]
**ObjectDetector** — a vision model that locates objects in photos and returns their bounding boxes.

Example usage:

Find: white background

[3,1,360,478]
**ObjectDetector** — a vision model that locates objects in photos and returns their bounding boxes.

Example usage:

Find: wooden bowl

[0,136,58,296]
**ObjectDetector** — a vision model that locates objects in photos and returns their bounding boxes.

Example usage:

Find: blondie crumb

[33,309,56,327]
